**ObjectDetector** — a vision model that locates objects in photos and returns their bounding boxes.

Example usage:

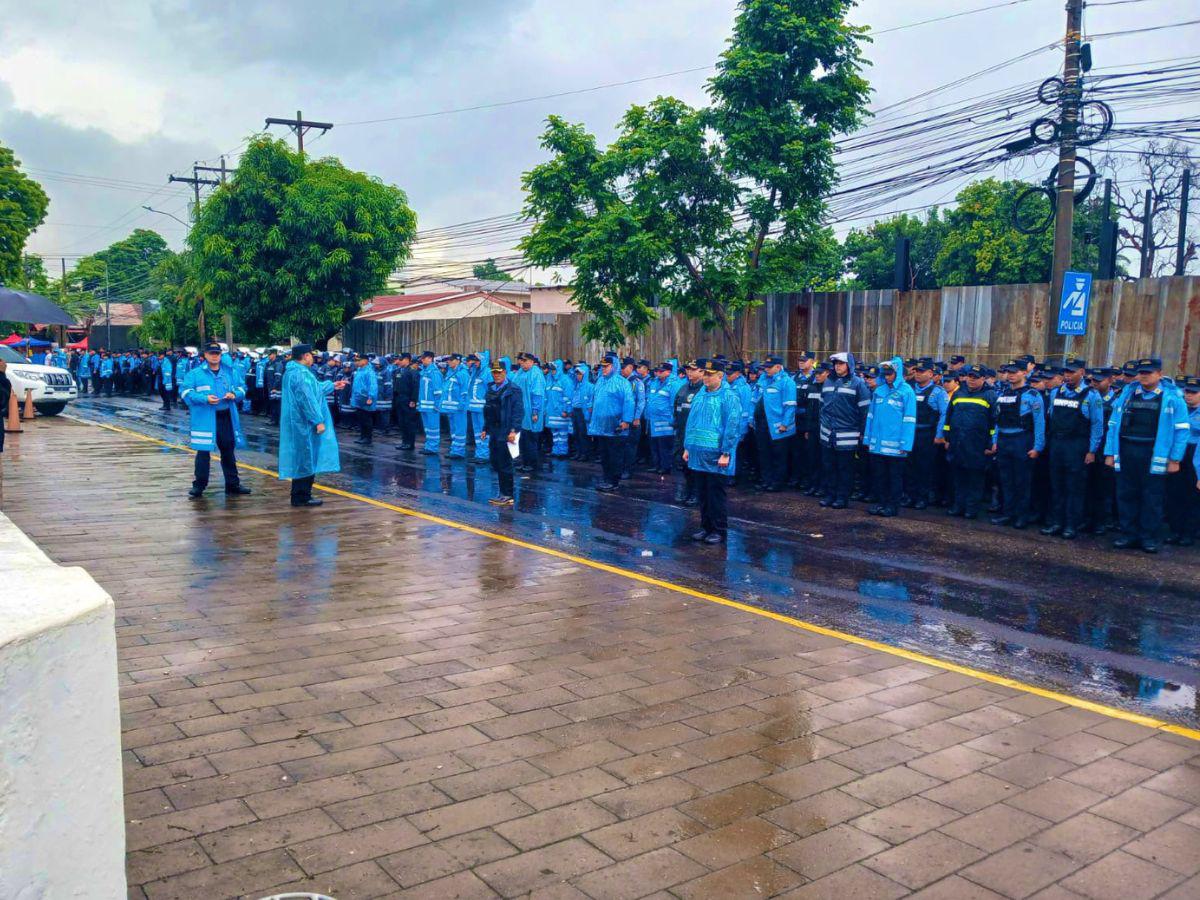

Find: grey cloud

[148,0,533,75]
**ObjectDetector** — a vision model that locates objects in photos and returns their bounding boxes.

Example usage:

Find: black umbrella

[0,286,76,326]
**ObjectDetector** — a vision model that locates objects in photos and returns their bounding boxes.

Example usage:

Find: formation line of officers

[142,342,1199,551]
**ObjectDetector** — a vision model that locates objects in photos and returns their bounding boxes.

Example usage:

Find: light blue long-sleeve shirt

[994,385,1046,453]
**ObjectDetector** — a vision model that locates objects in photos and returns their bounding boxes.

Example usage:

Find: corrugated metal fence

[342,277,1199,373]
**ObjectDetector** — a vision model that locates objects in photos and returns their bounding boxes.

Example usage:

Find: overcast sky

[0,0,1192,278]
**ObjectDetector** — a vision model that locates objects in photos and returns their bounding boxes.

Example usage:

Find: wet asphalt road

[65,394,1199,727]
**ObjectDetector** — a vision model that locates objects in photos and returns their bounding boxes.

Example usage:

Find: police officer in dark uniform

[991,360,1044,528]
[802,361,829,496]
[1166,374,1200,546]
[392,353,418,449]
[1042,358,1103,539]
[819,353,870,509]
[672,360,704,506]
[1084,366,1120,534]
[906,359,948,509]
[943,363,996,519]
[266,349,287,425]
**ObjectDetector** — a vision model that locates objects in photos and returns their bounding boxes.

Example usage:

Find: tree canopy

[472,258,513,281]
[0,141,50,289]
[841,179,1110,289]
[190,136,417,343]
[520,0,869,352]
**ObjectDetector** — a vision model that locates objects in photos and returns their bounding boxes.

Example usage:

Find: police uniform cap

[691,357,708,370]
[419,350,435,359]
[816,360,834,372]
[942,369,960,381]
[702,359,726,374]
[1000,360,1021,373]
[726,360,744,373]
[1180,375,1200,391]
[1135,357,1162,373]
[600,356,616,366]
[1121,359,1139,375]
[447,353,462,361]
[963,363,987,377]
[1061,357,1087,371]
[797,349,815,361]
[203,341,222,354]
[763,355,784,367]
[950,355,966,364]
[863,365,880,378]
[637,358,651,368]
[290,343,312,359]
[489,361,506,372]
[904,358,919,368]
[914,360,935,372]
[653,361,672,372]
[684,359,700,370]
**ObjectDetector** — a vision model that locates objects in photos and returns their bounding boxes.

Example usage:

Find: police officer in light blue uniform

[991,359,1045,528]
[753,355,798,492]
[589,355,635,492]
[645,361,679,475]
[512,352,547,474]
[545,359,574,458]
[181,342,250,500]
[1042,357,1104,539]
[466,351,491,461]
[684,359,742,544]
[417,350,444,454]
[865,357,916,517]
[1105,357,1191,552]
[440,353,470,458]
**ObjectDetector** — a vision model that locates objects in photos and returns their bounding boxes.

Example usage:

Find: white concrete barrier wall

[0,511,126,900]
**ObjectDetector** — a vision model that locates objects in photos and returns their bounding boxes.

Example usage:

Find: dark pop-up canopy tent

[0,287,75,326]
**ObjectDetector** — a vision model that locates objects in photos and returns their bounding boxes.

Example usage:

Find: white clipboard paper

[507,431,522,459]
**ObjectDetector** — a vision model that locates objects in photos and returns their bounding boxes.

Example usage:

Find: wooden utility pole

[264,110,332,155]
[1047,0,1084,356]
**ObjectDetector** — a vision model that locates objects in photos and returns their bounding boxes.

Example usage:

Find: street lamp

[141,206,190,227]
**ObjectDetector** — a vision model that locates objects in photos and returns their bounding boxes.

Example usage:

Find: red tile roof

[356,291,527,322]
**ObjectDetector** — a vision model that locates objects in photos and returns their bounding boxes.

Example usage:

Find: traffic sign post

[1056,270,1093,339]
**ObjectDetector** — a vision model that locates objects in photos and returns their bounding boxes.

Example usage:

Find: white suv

[0,345,78,416]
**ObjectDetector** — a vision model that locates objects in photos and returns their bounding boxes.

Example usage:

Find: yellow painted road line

[82,417,1200,743]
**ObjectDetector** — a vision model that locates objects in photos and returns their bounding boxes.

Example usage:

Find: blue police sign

[1056,271,1093,336]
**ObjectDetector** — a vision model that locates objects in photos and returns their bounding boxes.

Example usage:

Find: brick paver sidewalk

[3,418,1198,899]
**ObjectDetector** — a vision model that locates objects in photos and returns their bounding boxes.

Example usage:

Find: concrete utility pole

[1047,0,1084,357]
[1175,169,1191,276]
[1140,191,1156,278]
[264,110,332,156]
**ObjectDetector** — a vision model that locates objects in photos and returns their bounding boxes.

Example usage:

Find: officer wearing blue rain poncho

[181,341,250,500]
[570,362,596,460]
[864,357,917,517]
[466,351,491,460]
[512,353,546,474]
[278,344,347,507]
[440,353,471,458]
[545,359,574,457]
[683,359,742,544]
[645,361,681,475]
[417,350,444,454]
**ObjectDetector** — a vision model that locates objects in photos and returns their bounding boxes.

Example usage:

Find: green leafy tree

[520,0,870,353]
[0,141,50,288]
[19,254,51,294]
[933,178,1105,286]
[472,258,513,281]
[136,252,201,347]
[842,210,948,289]
[190,137,418,344]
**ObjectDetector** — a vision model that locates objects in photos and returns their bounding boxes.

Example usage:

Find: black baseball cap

[963,363,987,378]
[701,359,726,374]
[950,355,966,364]
[763,355,784,367]
[1180,375,1200,392]
[1061,357,1087,372]
[1135,357,1162,373]
[203,342,222,354]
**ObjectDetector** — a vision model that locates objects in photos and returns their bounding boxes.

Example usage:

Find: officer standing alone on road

[182,342,251,500]
[481,358,524,506]
[278,344,347,507]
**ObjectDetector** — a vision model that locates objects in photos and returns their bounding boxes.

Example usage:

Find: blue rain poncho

[278,361,341,481]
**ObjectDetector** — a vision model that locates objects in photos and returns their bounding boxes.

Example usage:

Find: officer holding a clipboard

[481,358,525,506]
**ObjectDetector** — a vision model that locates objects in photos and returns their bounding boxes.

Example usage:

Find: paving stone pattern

[3,419,1199,899]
